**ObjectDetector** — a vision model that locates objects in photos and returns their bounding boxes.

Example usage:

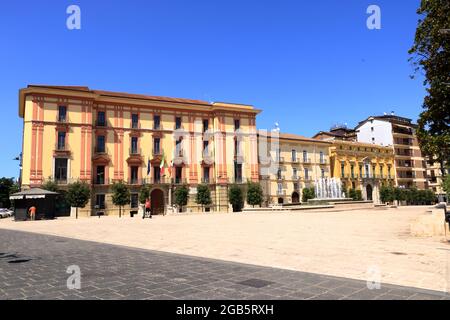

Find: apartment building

[355,114,427,190]
[18,85,260,215]
[258,131,331,205]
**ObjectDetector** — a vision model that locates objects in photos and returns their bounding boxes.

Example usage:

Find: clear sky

[0,0,425,179]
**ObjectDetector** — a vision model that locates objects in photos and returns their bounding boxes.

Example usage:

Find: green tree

[42,178,58,192]
[380,185,393,204]
[442,174,450,199]
[139,185,150,204]
[302,187,315,203]
[0,177,17,208]
[66,181,91,219]
[111,181,130,218]
[348,188,357,201]
[228,184,244,212]
[174,185,189,212]
[196,184,212,211]
[394,188,406,205]
[355,190,363,201]
[246,182,263,207]
[409,0,450,175]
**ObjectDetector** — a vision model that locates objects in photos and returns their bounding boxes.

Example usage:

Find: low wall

[410,208,448,237]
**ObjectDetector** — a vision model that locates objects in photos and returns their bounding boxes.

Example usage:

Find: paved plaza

[0,229,448,300]
[1,205,450,299]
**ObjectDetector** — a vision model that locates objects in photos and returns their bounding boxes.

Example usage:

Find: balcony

[142,177,171,184]
[277,190,286,196]
[129,147,141,156]
[127,178,141,185]
[291,158,300,164]
[54,143,71,156]
[153,123,163,130]
[93,177,111,185]
[131,122,140,129]
[303,158,312,164]
[291,175,299,181]
[201,177,211,184]
[303,176,312,181]
[152,149,162,157]
[94,146,107,154]
[95,120,107,127]
[319,159,328,165]
[276,175,285,181]
[56,115,68,123]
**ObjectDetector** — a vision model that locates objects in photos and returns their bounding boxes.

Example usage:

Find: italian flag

[160,152,166,176]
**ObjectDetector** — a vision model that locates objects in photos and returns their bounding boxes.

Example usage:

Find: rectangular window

[372,165,376,178]
[96,166,105,184]
[131,137,138,154]
[350,165,355,178]
[154,166,161,183]
[97,135,105,153]
[130,166,138,184]
[304,168,309,180]
[234,161,242,183]
[153,138,160,155]
[293,182,299,190]
[131,114,139,129]
[154,115,161,129]
[97,111,106,126]
[293,168,297,178]
[365,164,370,178]
[341,163,345,178]
[303,150,308,162]
[175,166,182,184]
[58,106,67,122]
[321,168,325,178]
[130,194,139,208]
[234,119,240,131]
[277,168,282,180]
[95,194,105,209]
[176,139,182,156]
[175,117,182,130]
[203,140,209,156]
[278,183,283,194]
[57,131,66,150]
[320,151,324,163]
[54,158,68,182]
[203,119,209,133]
[203,167,210,183]
[292,150,297,161]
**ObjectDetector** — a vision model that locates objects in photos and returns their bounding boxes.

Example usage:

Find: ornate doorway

[292,192,300,204]
[150,189,165,215]
[366,184,373,201]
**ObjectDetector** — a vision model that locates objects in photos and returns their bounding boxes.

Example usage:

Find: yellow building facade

[19,85,260,215]
[258,132,332,205]
[329,140,396,203]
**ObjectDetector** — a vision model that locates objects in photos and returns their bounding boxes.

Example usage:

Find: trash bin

[130,210,138,217]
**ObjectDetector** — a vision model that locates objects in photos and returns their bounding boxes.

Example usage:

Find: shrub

[174,185,189,212]
[246,182,263,207]
[302,187,315,203]
[229,184,244,212]
[196,184,212,211]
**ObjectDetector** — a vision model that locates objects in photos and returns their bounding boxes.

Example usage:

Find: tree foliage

[174,185,189,211]
[409,0,450,173]
[228,184,244,212]
[246,182,263,207]
[0,177,18,208]
[139,185,150,204]
[111,181,130,217]
[196,184,212,210]
[302,187,315,203]
[66,181,91,218]
[443,174,450,198]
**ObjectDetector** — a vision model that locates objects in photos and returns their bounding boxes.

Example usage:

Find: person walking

[144,198,152,219]
[28,206,36,221]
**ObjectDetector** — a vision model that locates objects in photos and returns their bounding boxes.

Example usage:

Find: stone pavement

[0,229,448,300]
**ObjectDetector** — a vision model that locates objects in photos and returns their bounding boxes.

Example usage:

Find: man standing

[144,198,152,219]
[28,206,36,221]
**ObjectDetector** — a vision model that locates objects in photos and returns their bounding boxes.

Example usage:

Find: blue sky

[0,0,425,178]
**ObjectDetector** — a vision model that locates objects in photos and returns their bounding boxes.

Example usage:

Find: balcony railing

[291,175,299,180]
[319,159,327,165]
[277,175,285,181]
[95,120,107,127]
[152,149,162,156]
[201,177,211,184]
[277,190,286,196]
[131,122,140,129]
[129,147,141,156]
[57,115,68,123]
[127,178,141,185]
[303,158,312,164]
[55,143,70,152]
[95,146,107,154]
[153,123,163,130]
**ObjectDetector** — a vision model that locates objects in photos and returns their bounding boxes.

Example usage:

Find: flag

[147,159,151,176]
[160,152,165,176]
[168,160,173,177]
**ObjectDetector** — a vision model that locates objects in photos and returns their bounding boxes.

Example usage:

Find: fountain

[309,177,352,204]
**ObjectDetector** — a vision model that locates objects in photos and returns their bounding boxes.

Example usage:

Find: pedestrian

[144,198,152,219]
[28,205,36,221]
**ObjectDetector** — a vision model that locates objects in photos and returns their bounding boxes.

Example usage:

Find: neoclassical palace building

[18,85,260,215]
[314,126,396,203]
[258,131,332,205]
